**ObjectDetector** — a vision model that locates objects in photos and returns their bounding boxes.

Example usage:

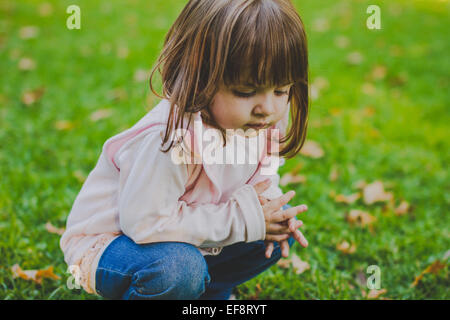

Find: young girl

[60,0,310,300]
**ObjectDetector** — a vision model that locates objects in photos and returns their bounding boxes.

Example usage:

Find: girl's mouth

[246,123,270,130]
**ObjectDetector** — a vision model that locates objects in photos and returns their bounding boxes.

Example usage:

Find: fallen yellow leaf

[365,288,387,299]
[329,165,339,182]
[280,173,307,186]
[134,68,150,82]
[38,3,53,17]
[411,260,446,287]
[18,57,36,71]
[363,181,394,205]
[334,192,361,204]
[347,209,377,228]
[353,180,367,190]
[347,51,364,65]
[300,140,324,159]
[54,120,74,131]
[11,264,60,284]
[370,65,387,80]
[334,35,350,49]
[19,26,39,39]
[277,258,291,269]
[361,82,376,96]
[394,200,410,216]
[21,87,45,106]
[90,108,113,122]
[336,241,357,254]
[290,253,310,275]
[72,170,87,183]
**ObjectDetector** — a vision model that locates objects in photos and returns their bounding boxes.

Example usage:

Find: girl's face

[209,83,292,135]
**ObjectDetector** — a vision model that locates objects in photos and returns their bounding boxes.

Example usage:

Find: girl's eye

[275,90,289,96]
[232,89,289,98]
[232,90,255,98]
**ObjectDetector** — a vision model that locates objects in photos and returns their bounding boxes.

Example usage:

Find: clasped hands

[252,179,309,259]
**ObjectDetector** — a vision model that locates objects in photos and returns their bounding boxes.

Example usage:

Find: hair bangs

[222,1,305,89]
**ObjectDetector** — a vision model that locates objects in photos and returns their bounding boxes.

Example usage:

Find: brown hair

[150,0,309,159]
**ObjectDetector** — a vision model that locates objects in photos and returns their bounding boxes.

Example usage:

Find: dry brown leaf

[90,108,113,122]
[329,165,339,182]
[300,140,324,159]
[134,69,150,82]
[336,241,357,254]
[411,260,447,287]
[38,3,54,17]
[347,209,377,228]
[312,76,329,91]
[362,106,376,117]
[116,46,129,59]
[11,264,60,284]
[361,82,376,96]
[334,35,349,49]
[371,65,387,80]
[335,192,361,204]
[54,120,75,131]
[363,181,394,205]
[394,200,410,216]
[329,107,342,117]
[18,57,36,71]
[72,170,87,183]
[280,173,306,186]
[310,77,329,101]
[329,190,336,199]
[347,51,363,65]
[310,84,319,101]
[312,17,330,32]
[21,87,45,106]
[290,253,310,275]
[388,72,408,87]
[366,288,387,299]
[310,117,333,128]
[353,180,367,190]
[45,222,65,236]
[277,258,291,269]
[19,26,39,39]
[107,87,128,102]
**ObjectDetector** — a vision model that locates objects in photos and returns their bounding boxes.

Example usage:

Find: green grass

[0,0,448,299]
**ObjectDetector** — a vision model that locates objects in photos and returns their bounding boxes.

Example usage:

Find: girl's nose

[252,94,276,118]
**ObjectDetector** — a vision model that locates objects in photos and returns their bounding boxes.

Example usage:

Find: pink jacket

[60,98,289,295]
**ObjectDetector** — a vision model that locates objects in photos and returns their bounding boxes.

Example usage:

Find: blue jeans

[95,204,295,300]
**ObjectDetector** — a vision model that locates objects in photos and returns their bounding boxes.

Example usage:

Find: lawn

[0,0,448,299]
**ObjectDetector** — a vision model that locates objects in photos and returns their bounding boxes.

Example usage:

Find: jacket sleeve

[116,129,266,247]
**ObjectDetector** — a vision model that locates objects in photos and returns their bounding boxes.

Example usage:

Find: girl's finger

[280,240,290,258]
[265,242,274,259]
[265,233,290,242]
[270,204,308,223]
[252,179,272,195]
[293,229,308,248]
[267,222,290,234]
[258,195,269,205]
[288,219,303,232]
[267,191,296,212]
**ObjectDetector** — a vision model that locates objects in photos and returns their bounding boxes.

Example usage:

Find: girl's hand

[264,217,308,258]
[252,180,308,258]
[252,179,307,242]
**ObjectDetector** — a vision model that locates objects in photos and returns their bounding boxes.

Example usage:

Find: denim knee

[123,243,210,299]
